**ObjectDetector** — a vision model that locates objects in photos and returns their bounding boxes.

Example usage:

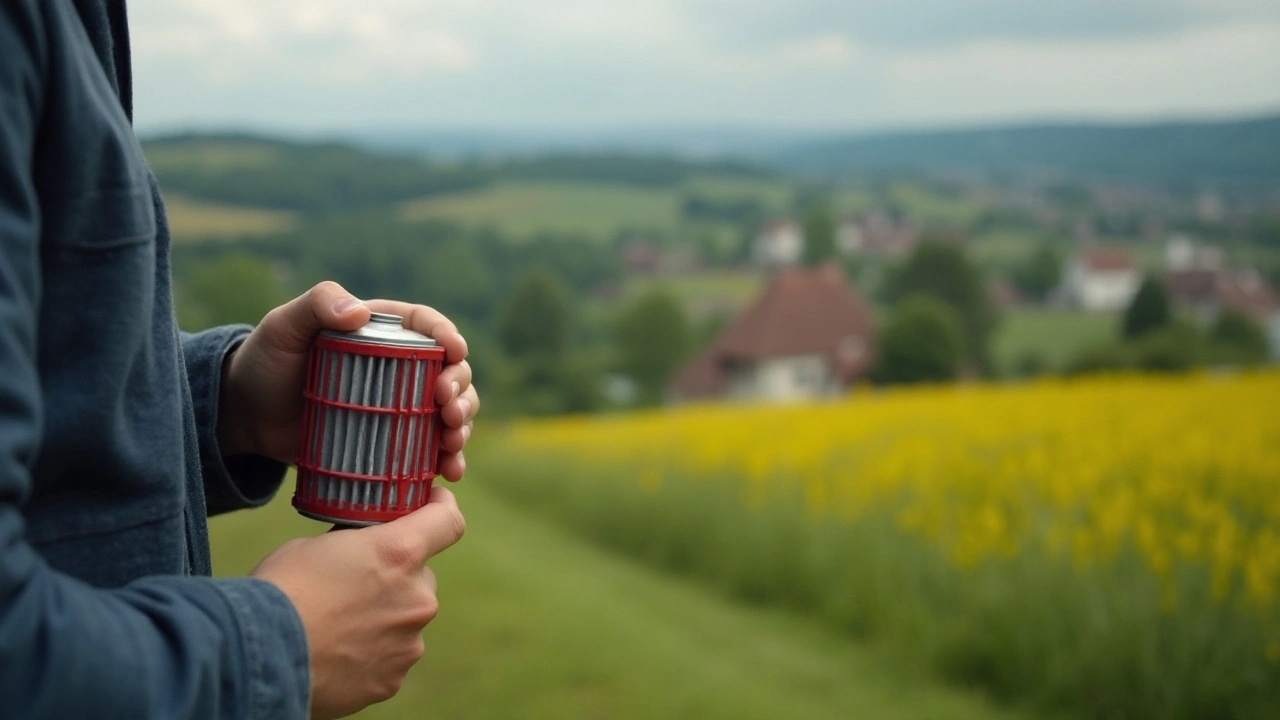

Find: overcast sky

[128,0,1280,134]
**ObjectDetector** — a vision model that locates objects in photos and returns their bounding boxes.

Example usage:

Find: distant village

[614,214,1280,405]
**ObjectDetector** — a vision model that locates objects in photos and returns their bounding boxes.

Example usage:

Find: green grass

[679,175,795,212]
[621,270,765,318]
[971,233,1037,271]
[397,181,682,241]
[992,308,1120,374]
[483,426,1280,720]
[210,478,1025,720]
[884,182,985,227]
[163,193,300,242]
[144,141,281,174]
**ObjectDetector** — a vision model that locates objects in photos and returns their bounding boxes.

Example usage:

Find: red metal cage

[294,332,446,525]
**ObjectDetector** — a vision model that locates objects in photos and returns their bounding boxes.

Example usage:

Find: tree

[614,289,691,405]
[177,253,283,330]
[870,296,965,385]
[1012,243,1062,301]
[417,240,494,324]
[884,240,997,372]
[1122,276,1172,340]
[802,204,837,266]
[499,266,572,367]
[1209,309,1269,364]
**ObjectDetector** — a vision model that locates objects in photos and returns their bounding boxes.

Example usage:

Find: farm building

[669,264,876,403]
[1061,246,1141,312]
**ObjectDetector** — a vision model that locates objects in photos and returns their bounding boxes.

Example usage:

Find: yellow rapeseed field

[510,372,1279,611]
[490,371,1280,718]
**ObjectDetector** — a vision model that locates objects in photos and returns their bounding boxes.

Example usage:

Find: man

[0,1,479,718]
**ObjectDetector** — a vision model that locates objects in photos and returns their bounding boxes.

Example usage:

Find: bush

[1013,351,1050,379]
[871,295,965,385]
[1208,310,1269,365]
[1133,321,1204,372]
[883,241,998,373]
[1066,340,1134,376]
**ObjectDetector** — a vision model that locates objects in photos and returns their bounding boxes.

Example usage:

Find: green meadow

[210,478,1025,720]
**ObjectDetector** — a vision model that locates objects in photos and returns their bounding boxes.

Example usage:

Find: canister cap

[320,312,438,348]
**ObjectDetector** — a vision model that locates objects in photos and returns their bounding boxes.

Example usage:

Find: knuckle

[410,636,426,663]
[418,589,440,623]
[375,675,406,702]
[375,534,419,569]
[260,304,288,329]
[409,602,438,629]
[446,506,467,543]
[312,280,343,297]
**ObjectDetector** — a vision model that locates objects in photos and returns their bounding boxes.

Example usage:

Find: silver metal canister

[293,312,447,526]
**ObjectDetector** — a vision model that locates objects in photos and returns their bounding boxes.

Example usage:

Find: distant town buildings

[836,213,921,258]
[1165,267,1280,359]
[752,219,804,268]
[1061,246,1141,312]
[1165,234,1224,273]
[752,213,922,269]
[669,264,876,403]
[620,241,663,274]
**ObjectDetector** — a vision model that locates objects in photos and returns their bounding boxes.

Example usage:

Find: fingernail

[333,297,363,315]
[461,424,472,442]
[451,381,460,399]
[458,397,472,419]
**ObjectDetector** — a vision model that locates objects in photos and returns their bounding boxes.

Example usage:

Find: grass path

[211,481,1032,720]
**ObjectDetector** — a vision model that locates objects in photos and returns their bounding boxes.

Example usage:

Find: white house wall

[728,354,832,402]
[1064,261,1140,312]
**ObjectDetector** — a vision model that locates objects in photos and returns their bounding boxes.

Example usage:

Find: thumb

[258,281,371,354]
[372,485,466,566]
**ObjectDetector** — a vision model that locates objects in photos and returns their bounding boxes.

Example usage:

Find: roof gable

[671,265,877,398]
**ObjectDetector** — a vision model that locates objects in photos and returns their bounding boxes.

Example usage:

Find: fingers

[421,565,438,595]
[442,385,479,430]
[436,360,473,407]
[438,423,472,454]
[363,299,468,363]
[259,281,370,354]
[436,449,467,482]
[374,485,466,565]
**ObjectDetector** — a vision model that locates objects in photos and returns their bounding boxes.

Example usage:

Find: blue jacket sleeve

[0,5,309,718]
[181,326,290,516]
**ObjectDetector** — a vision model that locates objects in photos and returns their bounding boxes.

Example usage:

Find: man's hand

[251,485,466,720]
[218,281,479,480]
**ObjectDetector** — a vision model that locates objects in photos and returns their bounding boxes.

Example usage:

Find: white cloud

[883,23,1280,124]
[125,0,1280,132]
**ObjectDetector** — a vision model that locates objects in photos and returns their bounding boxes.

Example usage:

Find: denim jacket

[0,2,309,718]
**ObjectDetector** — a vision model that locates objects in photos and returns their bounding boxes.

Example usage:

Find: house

[1061,246,1141,312]
[752,219,803,268]
[836,213,920,258]
[621,241,663,274]
[669,264,876,403]
[1164,235,1224,273]
[1165,268,1280,359]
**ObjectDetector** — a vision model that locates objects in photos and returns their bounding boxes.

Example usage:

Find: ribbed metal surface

[308,348,433,509]
[294,320,445,525]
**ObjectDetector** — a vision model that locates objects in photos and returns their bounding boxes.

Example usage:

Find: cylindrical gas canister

[293,312,446,526]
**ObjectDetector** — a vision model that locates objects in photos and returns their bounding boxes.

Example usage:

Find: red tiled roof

[1080,246,1136,272]
[1165,269,1280,320]
[1217,272,1280,318]
[670,265,876,398]
[1164,269,1220,304]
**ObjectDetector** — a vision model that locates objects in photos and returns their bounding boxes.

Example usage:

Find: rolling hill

[778,114,1280,182]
